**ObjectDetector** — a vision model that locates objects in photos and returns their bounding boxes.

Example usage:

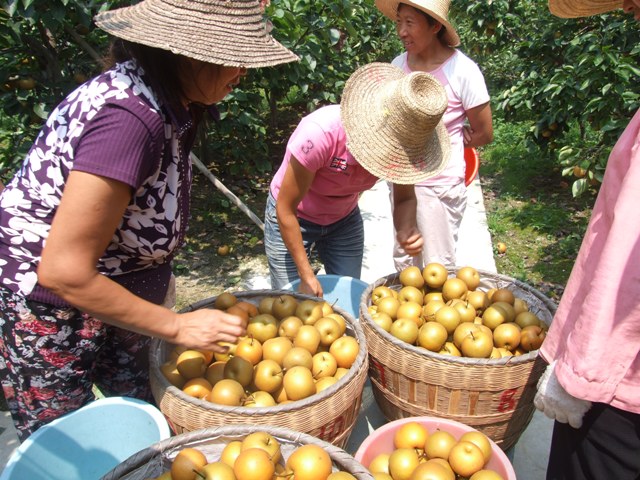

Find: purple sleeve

[73,103,164,189]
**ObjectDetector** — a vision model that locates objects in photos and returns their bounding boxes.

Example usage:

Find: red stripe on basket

[369,357,387,389]
[318,414,346,441]
[497,388,518,413]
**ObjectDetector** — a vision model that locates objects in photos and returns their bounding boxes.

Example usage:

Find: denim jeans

[264,193,365,289]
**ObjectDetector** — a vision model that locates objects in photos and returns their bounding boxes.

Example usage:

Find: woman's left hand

[396,228,423,256]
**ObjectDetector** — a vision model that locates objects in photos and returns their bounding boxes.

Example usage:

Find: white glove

[534,361,592,429]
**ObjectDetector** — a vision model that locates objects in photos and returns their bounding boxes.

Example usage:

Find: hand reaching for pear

[298,275,323,298]
[172,308,248,352]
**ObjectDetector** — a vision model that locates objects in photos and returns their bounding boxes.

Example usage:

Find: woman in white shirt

[376,0,494,270]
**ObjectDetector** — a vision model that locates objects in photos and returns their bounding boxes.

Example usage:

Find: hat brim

[374,0,460,47]
[94,0,299,68]
[548,0,623,17]
[340,64,451,185]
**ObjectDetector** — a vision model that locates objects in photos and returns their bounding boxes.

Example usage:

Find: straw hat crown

[548,0,623,18]
[94,0,299,68]
[341,63,450,185]
[375,0,460,47]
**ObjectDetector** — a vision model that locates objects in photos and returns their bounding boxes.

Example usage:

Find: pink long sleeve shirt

[540,109,640,414]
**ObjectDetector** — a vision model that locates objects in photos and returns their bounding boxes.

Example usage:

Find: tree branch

[64,24,103,64]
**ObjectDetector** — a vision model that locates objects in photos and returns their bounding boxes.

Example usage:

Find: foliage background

[0,0,638,290]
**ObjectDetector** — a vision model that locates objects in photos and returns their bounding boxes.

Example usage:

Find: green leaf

[571,178,587,197]
[33,102,48,119]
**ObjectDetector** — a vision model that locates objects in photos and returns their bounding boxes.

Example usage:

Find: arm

[463,102,494,148]
[38,171,246,351]
[391,183,423,256]
[275,156,323,297]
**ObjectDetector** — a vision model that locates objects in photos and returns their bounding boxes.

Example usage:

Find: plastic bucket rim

[1,397,171,479]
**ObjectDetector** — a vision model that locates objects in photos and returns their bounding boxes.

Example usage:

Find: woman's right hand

[299,275,324,298]
[173,308,248,352]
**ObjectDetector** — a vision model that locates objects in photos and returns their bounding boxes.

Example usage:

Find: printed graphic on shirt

[301,140,313,154]
[330,157,348,172]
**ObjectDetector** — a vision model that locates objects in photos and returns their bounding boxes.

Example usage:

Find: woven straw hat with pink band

[375,0,460,47]
[548,0,623,17]
[340,63,450,185]
[94,0,299,68]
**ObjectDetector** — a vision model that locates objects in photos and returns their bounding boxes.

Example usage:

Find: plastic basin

[282,274,369,320]
[354,416,517,480]
[0,397,171,480]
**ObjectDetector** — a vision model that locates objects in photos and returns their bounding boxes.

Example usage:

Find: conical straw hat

[340,63,450,185]
[94,0,299,68]
[548,0,623,18]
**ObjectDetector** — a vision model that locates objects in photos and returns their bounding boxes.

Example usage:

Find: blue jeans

[264,193,365,289]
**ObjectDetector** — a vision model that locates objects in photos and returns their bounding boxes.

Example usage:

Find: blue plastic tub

[0,397,171,480]
[282,274,369,320]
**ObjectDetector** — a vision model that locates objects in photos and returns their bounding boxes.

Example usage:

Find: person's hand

[396,228,424,257]
[534,361,592,428]
[462,125,474,146]
[298,275,323,298]
[172,308,248,352]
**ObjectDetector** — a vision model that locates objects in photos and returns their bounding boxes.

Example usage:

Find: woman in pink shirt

[265,62,451,296]
[535,1,640,478]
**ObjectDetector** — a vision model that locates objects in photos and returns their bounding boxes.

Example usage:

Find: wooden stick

[190,153,265,231]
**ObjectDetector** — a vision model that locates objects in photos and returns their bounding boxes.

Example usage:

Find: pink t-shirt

[269,104,378,225]
[392,50,490,186]
[540,109,640,413]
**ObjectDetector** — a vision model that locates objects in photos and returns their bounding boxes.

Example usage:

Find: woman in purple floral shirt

[0,0,297,441]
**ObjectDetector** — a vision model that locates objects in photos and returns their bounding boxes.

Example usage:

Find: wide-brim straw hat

[94,0,299,68]
[375,0,460,47]
[340,63,450,185]
[548,0,623,18]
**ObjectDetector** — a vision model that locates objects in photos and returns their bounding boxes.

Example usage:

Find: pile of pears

[366,421,506,480]
[151,430,355,480]
[161,292,361,407]
[367,263,548,359]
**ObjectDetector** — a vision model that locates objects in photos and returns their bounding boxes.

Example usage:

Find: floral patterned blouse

[0,60,198,306]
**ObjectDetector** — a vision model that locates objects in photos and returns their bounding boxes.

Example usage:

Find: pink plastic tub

[354,416,516,480]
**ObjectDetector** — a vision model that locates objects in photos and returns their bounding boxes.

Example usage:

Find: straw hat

[375,0,460,47]
[548,0,623,18]
[340,63,450,185]
[94,0,299,68]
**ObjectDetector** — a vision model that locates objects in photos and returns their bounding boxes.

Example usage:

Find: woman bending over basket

[265,62,451,296]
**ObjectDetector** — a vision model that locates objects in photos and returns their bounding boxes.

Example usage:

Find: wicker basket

[149,290,369,449]
[100,424,374,480]
[360,270,556,451]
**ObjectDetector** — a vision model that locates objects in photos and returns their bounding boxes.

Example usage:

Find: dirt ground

[172,170,273,311]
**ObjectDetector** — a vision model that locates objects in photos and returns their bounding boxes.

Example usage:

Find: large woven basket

[360,270,556,451]
[100,424,374,480]
[149,290,369,449]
